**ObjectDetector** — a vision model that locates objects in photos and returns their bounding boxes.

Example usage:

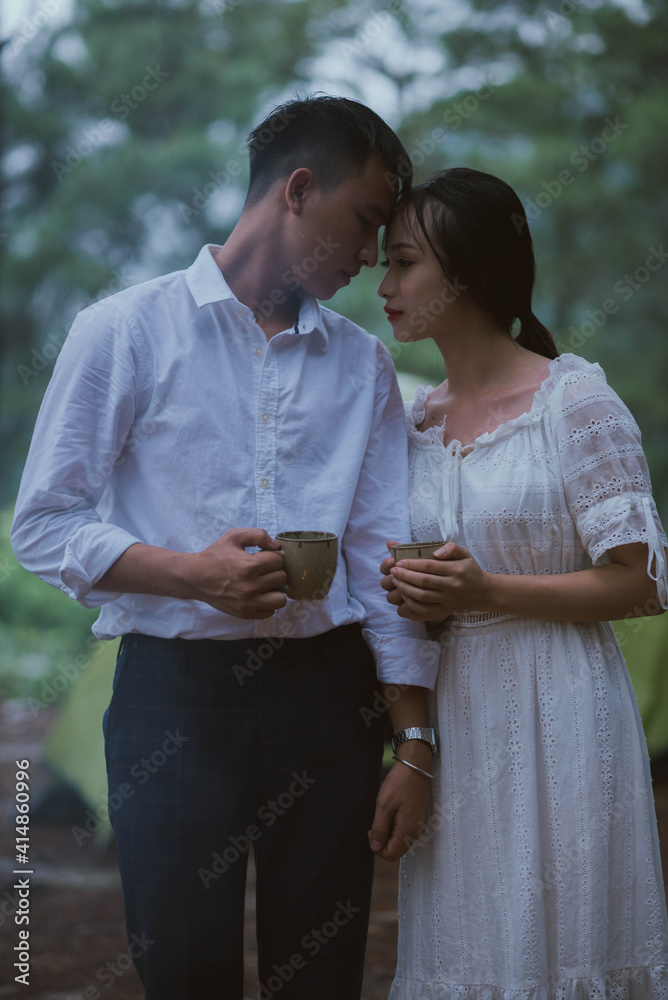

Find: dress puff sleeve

[549,360,668,610]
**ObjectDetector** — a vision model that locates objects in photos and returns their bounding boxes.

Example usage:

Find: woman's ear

[285,168,316,215]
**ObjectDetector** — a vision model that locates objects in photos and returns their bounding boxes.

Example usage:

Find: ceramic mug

[276,531,338,600]
[390,540,447,562]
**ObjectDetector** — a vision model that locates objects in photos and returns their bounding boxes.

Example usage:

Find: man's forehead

[355,169,398,222]
[323,155,399,221]
[365,199,394,224]
[362,157,401,219]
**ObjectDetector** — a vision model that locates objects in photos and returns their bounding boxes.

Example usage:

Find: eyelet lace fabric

[391,354,668,999]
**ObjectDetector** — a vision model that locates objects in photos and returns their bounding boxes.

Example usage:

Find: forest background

[1,0,667,736]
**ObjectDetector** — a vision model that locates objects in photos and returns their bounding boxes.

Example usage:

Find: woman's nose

[377,270,391,297]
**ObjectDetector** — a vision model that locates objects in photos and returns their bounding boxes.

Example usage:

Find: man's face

[287,156,398,301]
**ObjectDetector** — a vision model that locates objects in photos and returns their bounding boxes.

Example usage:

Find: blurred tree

[1,0,666,729]
[0,0,348,688]
[1,0,350,501]
[2,0,666,504]
[359,0,668,508]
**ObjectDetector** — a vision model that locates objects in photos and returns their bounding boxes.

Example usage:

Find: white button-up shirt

[12,246,439,687]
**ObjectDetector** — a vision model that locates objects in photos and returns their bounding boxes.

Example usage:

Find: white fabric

[11,245,439,687]
[391,353,668,998]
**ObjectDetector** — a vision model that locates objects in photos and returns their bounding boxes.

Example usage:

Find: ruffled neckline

[405,353,605,450]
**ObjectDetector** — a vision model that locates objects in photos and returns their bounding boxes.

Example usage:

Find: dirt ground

[1,699,667,1000]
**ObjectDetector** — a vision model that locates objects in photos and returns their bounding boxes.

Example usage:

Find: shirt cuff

[361,630,441,689]
[60,524,143,607]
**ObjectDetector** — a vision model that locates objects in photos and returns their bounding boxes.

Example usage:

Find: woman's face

[377,208,467,343]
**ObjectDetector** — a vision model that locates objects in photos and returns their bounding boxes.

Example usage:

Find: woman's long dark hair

[405,168,559,360]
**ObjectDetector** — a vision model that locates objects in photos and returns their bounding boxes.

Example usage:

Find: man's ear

[285,168,316,215]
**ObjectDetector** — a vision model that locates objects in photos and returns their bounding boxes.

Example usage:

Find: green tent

[43,637,118,846]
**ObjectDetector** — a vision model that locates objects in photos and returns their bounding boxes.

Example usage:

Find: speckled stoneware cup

[277,531,338,600]
[390,540,447,562]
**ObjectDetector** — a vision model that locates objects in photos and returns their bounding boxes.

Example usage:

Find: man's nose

[357,240,379,269]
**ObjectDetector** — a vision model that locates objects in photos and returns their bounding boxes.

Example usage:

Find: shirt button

[260,478,269,489]
[254,348,263,357]
[261,413,270,423]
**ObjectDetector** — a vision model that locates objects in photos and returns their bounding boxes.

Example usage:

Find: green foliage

[1,0,350,499]
[1,0,667,703]
[383,1,668,510]
[3,0,667,504]
[0,509,98,700]
[614,613,668,758]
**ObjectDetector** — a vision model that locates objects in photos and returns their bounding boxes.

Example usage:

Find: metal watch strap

[391,726,438,755]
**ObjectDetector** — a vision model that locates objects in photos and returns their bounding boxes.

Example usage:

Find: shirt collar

[186,245,329,349]
[186,245,236,307]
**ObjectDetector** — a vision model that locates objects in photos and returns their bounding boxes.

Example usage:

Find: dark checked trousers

[103,624,384,999]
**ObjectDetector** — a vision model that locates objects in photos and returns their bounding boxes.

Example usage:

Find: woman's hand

[384,539,666,625]
[380,539,402,605]
[388,541,491,621]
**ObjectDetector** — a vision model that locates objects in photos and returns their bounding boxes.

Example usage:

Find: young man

[12,96,439,999]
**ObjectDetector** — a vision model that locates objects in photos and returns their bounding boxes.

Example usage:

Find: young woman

[376,167,668,998]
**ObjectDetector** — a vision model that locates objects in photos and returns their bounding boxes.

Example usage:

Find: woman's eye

[379,257,411,269]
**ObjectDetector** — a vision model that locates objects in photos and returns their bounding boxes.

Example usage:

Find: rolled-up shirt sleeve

[343,339,441,689]
[11,305,145,607]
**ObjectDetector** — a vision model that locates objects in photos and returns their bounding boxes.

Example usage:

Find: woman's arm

[385,541,665,622]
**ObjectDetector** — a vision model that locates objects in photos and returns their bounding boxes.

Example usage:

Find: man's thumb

[229,527,279,550]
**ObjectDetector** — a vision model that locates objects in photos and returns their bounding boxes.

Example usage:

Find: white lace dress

[390,353,668,1000]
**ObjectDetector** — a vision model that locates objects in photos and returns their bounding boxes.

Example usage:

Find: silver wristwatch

[391,727,438,755]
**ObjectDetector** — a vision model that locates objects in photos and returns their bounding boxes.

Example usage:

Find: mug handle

[276,547,292,598]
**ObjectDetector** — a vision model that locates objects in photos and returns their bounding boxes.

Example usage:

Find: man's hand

[368,749,431,863]
[96,529,288,619]
[184,528,288,619]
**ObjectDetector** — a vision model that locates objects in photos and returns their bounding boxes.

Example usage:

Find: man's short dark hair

[245,93,412,206]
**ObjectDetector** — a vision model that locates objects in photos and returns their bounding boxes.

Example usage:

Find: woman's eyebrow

[386,240,418,251]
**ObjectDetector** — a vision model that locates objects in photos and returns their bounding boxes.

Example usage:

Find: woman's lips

[384,308,403,321]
